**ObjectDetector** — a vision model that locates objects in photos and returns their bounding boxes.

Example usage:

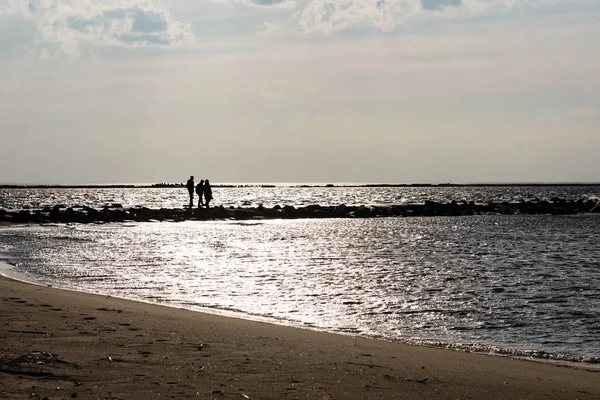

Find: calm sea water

[1,186,600,365]
[1,184,600,210]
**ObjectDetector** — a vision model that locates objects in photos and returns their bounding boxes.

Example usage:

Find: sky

[0,0,599,184]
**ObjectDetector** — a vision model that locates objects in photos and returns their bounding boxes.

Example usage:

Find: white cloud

[0,0,195,56]
[294,0,420,33]
[219,0,296,8]
[0,0,595,56]
[214,0,595,33]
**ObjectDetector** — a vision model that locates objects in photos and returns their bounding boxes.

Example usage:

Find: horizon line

[1,182,600,189]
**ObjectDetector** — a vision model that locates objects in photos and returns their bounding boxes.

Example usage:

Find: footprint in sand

[96,307,124,313]
[7,298,28,304]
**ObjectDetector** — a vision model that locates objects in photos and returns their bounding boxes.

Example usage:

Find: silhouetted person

[186,176,194,208]
[196,180,205,208]
[204,179,213,208]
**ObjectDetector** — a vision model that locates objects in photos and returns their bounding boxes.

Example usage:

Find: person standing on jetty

[186,176,195,208]
[196,180,205,208]
[204,179,213,208]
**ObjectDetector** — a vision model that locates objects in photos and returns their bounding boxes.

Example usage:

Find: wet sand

[1,275,599,399]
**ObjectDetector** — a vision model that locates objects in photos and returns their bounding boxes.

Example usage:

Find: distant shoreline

[1,182,600,189]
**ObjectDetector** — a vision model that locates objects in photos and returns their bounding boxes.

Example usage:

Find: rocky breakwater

[0,199,599,224]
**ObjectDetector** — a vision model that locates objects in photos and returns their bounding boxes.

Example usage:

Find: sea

[1,184,599,366]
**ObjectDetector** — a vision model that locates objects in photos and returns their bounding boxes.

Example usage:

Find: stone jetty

[1,199,598,224]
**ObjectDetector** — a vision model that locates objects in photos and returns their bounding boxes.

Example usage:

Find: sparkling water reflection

[1,214,599,363]
[2,185,600,210]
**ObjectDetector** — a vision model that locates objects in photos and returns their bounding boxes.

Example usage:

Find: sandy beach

[1,275,599,400]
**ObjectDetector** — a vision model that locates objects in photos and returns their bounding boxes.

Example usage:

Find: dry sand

[1,275,599,400]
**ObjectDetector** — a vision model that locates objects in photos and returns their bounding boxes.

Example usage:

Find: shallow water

[1,213,599,364]
[1,184,599,210]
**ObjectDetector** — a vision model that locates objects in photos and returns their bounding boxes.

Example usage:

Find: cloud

[294,0,421,33]
[215,0,594,33]
[1,0,593,55]
[214,0,296,8]
[248,0,293,6]
[0,0,195,56]
[421,0,461,11]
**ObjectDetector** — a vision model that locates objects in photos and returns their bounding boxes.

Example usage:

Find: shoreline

[1,259,599,370]
[1,274,599,399]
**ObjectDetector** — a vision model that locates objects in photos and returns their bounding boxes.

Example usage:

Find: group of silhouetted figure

[186,176,213,209]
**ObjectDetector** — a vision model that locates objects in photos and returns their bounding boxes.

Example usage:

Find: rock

[354,206,375,218]
[15,210,32,223]
[1,198,598,224]
[283,205,295,214]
